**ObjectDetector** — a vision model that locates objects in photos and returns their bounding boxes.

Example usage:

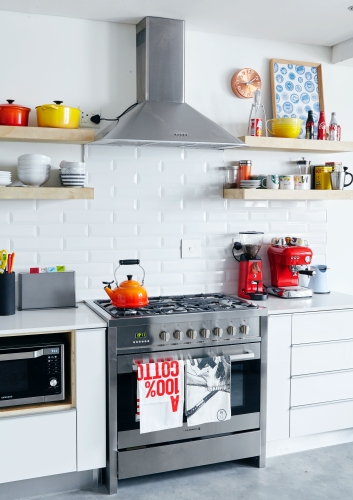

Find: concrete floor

[26,442,353,500]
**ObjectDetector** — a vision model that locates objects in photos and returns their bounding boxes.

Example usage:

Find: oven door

[117,342,261,449]
[0,346,62,408]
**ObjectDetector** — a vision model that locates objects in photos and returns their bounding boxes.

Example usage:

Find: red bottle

[317,111,326,140]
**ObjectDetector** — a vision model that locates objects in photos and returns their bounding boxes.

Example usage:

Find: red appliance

[233,231,268,301]
[267,240,315,298]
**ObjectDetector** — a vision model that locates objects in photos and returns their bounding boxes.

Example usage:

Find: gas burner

[94,293,257,319]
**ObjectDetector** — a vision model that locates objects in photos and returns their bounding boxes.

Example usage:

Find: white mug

[294,174,311,190]
[261,175,279,189]
[279,175,295,190]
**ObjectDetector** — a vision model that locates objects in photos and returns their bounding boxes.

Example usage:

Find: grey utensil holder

[18,271,76,310]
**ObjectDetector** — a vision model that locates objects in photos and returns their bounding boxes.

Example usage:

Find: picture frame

[269,59,324,138]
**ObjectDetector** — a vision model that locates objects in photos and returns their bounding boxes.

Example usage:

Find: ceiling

[0,0,353,47]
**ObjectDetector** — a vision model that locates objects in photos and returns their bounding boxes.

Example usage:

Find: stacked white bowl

[0,171,12,186]
[17,154,51,187]
[59,161,86,188]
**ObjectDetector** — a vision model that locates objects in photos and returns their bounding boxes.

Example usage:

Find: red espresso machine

[232,231,268,301]
[267,237,316,298]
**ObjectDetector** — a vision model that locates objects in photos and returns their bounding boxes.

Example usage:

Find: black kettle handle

[344,171,353,188]
[119,259,140,265]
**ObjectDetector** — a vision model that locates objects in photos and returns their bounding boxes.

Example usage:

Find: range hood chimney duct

[93,17,246,149]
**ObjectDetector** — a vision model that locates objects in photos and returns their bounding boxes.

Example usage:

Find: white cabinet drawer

[0,410,76,484]
[292,340,353,375]
[291,370,353,406]
[290,400,353,437]
[292,310,353,345]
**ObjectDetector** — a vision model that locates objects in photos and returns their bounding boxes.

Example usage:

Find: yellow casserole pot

[36,101,80,129]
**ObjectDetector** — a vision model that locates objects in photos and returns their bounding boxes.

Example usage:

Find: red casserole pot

[0,100,31,126]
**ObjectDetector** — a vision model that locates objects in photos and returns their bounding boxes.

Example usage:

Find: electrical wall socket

[79,109,100,128]
[181,239,201,259]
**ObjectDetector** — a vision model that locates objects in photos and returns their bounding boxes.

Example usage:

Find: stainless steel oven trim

[259,314,268,467]
[106,327,118,494]
[118,412,260,449]
[0,343,65,409]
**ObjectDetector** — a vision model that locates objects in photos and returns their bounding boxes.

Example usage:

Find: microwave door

[0,348,46,407]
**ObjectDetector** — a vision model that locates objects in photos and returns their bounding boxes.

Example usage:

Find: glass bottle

[305,110,314,140]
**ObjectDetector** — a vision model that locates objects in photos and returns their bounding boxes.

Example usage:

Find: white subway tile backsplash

[90,224,137,237]
[0,225,36,237]
[6,146,327,296]
[64,237,113,251]
[12,212,64,224]
[39,224,88,238]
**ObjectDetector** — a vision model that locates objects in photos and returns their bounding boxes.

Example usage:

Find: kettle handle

[344,170,353,188]
[114,261,145,286]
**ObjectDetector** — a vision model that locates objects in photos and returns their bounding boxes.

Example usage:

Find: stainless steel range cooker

[85,293,268,494]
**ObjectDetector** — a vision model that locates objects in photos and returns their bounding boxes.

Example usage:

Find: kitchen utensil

[232,231,268,301]
[18,154,51,164]
[17,168,50,187]
[247,90,267,137]
[330,169,353,190]
[279,175,295,189]
[224,166,238,188]
[261,175,279,189]
[266,118,303,138]
[8,252,15,273]
[237,160,252,187]
[0,250,8,273]
[315,165,332,190]
[36,101,80,129]
[309,265,330,294]
[297,157,311,175]
[18,271,76,310]
[103,259,148,308]
[294,174,311,190]
[0,100,31,126]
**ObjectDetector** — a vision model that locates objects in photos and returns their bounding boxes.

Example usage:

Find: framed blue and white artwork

[270,59,325,138]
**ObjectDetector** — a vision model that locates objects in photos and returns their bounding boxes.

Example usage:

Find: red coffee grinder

[232,231,268,301]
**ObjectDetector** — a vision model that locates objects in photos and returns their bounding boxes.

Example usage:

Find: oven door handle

[0,349,44,361]
[230,350,255,361]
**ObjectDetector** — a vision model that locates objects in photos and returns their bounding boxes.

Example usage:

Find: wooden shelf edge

[223,188,353,200]
[0,187,94,200]
[0,402,75,419]
[239,136,353,153]
[0,126,94,144]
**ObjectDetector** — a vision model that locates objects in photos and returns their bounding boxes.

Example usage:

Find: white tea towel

[137,360,184,434]
[185,356,231,426]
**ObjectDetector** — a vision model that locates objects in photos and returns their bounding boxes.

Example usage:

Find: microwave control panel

[44,345,63,395]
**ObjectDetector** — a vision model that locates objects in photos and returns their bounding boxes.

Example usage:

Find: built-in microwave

[0,334,65,408]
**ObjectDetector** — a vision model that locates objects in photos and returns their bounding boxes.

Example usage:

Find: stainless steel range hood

[93,17,245,149]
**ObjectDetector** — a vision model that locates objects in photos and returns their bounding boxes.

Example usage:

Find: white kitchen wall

[0,10,351,298]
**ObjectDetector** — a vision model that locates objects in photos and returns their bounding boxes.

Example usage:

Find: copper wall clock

[231,68,262,99]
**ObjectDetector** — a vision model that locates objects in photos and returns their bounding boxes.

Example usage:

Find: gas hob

[92,293,258,319]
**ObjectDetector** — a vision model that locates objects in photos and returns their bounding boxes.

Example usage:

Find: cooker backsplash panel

[0,147,327,300]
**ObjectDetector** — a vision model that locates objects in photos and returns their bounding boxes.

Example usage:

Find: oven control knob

[200,328,210,338]
[227,326,237,336]
[187,329,198,339]
[240,324,250,335]
[173,330,184,340]
[213,327,223,337]
[49,378,58,387]
[159,331,170,342]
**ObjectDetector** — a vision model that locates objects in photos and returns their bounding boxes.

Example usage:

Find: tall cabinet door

[266,314,291,441]
[76,328,106,471]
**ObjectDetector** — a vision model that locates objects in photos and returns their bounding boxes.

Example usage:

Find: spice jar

[224,166,238,188]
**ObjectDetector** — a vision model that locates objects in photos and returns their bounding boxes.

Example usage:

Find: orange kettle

[103,259,148,308]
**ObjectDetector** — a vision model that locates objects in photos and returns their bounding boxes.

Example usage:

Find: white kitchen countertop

[256,291,353,315]
[0,302,106,336]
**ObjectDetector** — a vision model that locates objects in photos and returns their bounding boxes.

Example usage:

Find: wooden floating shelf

[0,126,94,144]
[0,187,94,200]
[223,188,353,200]
[239,136,353,153]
